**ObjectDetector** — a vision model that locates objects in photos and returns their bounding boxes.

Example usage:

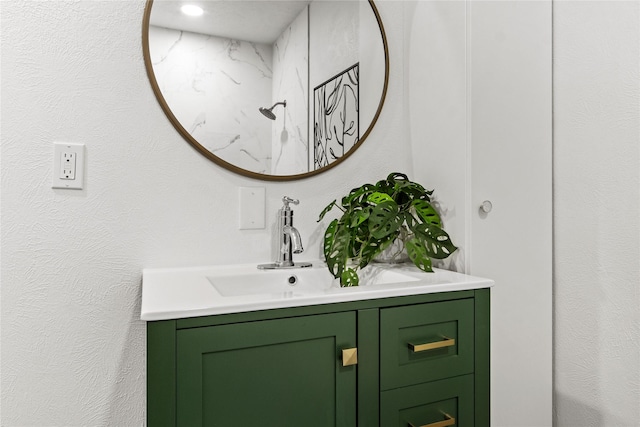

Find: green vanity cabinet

[147,288,490,427]
[380,375,475,427]
[177,312,356,426]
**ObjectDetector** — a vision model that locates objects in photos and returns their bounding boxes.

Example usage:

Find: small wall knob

[480,200,493,214]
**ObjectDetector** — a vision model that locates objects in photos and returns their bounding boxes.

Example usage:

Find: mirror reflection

[144,0,388,180]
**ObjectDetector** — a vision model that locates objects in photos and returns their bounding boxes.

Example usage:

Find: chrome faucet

[258,196,312,269]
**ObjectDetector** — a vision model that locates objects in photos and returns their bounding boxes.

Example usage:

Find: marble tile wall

[148,26,273,173]
[270,7,310,175]
[148,2,368,176]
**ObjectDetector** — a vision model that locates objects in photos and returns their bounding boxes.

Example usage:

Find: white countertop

[141,261,494,321]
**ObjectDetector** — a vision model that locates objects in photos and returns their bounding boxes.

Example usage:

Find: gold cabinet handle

[409,413,455,427]
[408,337,455,353]
[342,347,358,366]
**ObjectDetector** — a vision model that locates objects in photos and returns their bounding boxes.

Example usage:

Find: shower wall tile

[271,7,309,175]
[148,26,273,173]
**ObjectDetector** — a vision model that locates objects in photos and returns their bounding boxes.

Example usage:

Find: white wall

[309,0,360,91]
[407,2,553,426]
[0,0,409,425]
[405,0,468,273]
[554,1,640,426]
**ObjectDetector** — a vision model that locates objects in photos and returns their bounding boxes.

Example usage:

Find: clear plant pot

[373,237,410,263]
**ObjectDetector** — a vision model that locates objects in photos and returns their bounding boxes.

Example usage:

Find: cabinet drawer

[380,299,474,390]
[380,374,474,427]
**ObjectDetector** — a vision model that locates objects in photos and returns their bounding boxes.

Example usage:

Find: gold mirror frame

[142,0,389,181]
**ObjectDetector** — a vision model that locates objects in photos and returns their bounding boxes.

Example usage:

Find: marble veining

[271,6,310,175]
[149,26,273,173]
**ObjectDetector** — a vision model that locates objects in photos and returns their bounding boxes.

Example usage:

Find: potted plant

[317,172,457,287]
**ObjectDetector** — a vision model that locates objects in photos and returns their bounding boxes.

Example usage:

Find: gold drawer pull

[409,413,456,427]
[409,337,455,353]
[342,347,358,366]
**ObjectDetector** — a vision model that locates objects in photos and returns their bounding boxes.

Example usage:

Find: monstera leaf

[340,268,359,287]
[368,201,401,239]
[318,200,338,222]
[410,222,457,260]
[341,184,376,209]
[405,237,433,272]
[412,199,442,228]
[318,173,457,287]
[323,219,349,278]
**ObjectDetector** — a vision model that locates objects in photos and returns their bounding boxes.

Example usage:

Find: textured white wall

[554,1,640,426]
[0,1,409,425]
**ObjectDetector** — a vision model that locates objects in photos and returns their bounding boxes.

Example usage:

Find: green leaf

[341,184,375,208]
[323,219,338,268]
[403,185,432,203]
[368,201,401,239]
[412,199,442,228]
[340,267,359,287]
[367,192,394,205]
[401,211,416,229]
[405,237,433,272]
[410,222,458,260]
[317,199,337,222]
[350,207,371,227]
[323,219,351,278]
[374,178,394,196]
[387,172,409,182]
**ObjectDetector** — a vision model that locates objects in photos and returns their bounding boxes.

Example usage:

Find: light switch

[52,143,85,190]
[239,187,265,229]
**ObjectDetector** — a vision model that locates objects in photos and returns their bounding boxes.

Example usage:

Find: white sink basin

[141,261,494,321]
[208,268,332,297]
[207,266,420,297]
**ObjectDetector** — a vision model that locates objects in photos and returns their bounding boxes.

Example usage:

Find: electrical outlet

[52,143,85,190]
[60,152,76,179]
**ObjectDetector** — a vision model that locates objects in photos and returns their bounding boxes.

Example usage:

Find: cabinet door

[380,375,474,427]
[176,312,356,427]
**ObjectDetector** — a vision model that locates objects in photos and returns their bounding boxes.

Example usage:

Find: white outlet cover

[52,143,85,190]
[239,187,265,229]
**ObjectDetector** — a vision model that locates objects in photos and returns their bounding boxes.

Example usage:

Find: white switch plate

[52,143,85,190]
[239,187,265,230]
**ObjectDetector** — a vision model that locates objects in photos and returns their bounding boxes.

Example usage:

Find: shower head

[259,107,277,120]
[259,100,287,120]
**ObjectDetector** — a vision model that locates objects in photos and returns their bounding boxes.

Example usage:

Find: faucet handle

[282,196,299,208]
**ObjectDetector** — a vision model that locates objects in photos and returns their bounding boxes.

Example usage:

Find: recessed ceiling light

[181,5,203,17]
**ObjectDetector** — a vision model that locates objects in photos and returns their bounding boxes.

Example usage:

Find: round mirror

[143,0,389,180]
[143,0,389,181]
